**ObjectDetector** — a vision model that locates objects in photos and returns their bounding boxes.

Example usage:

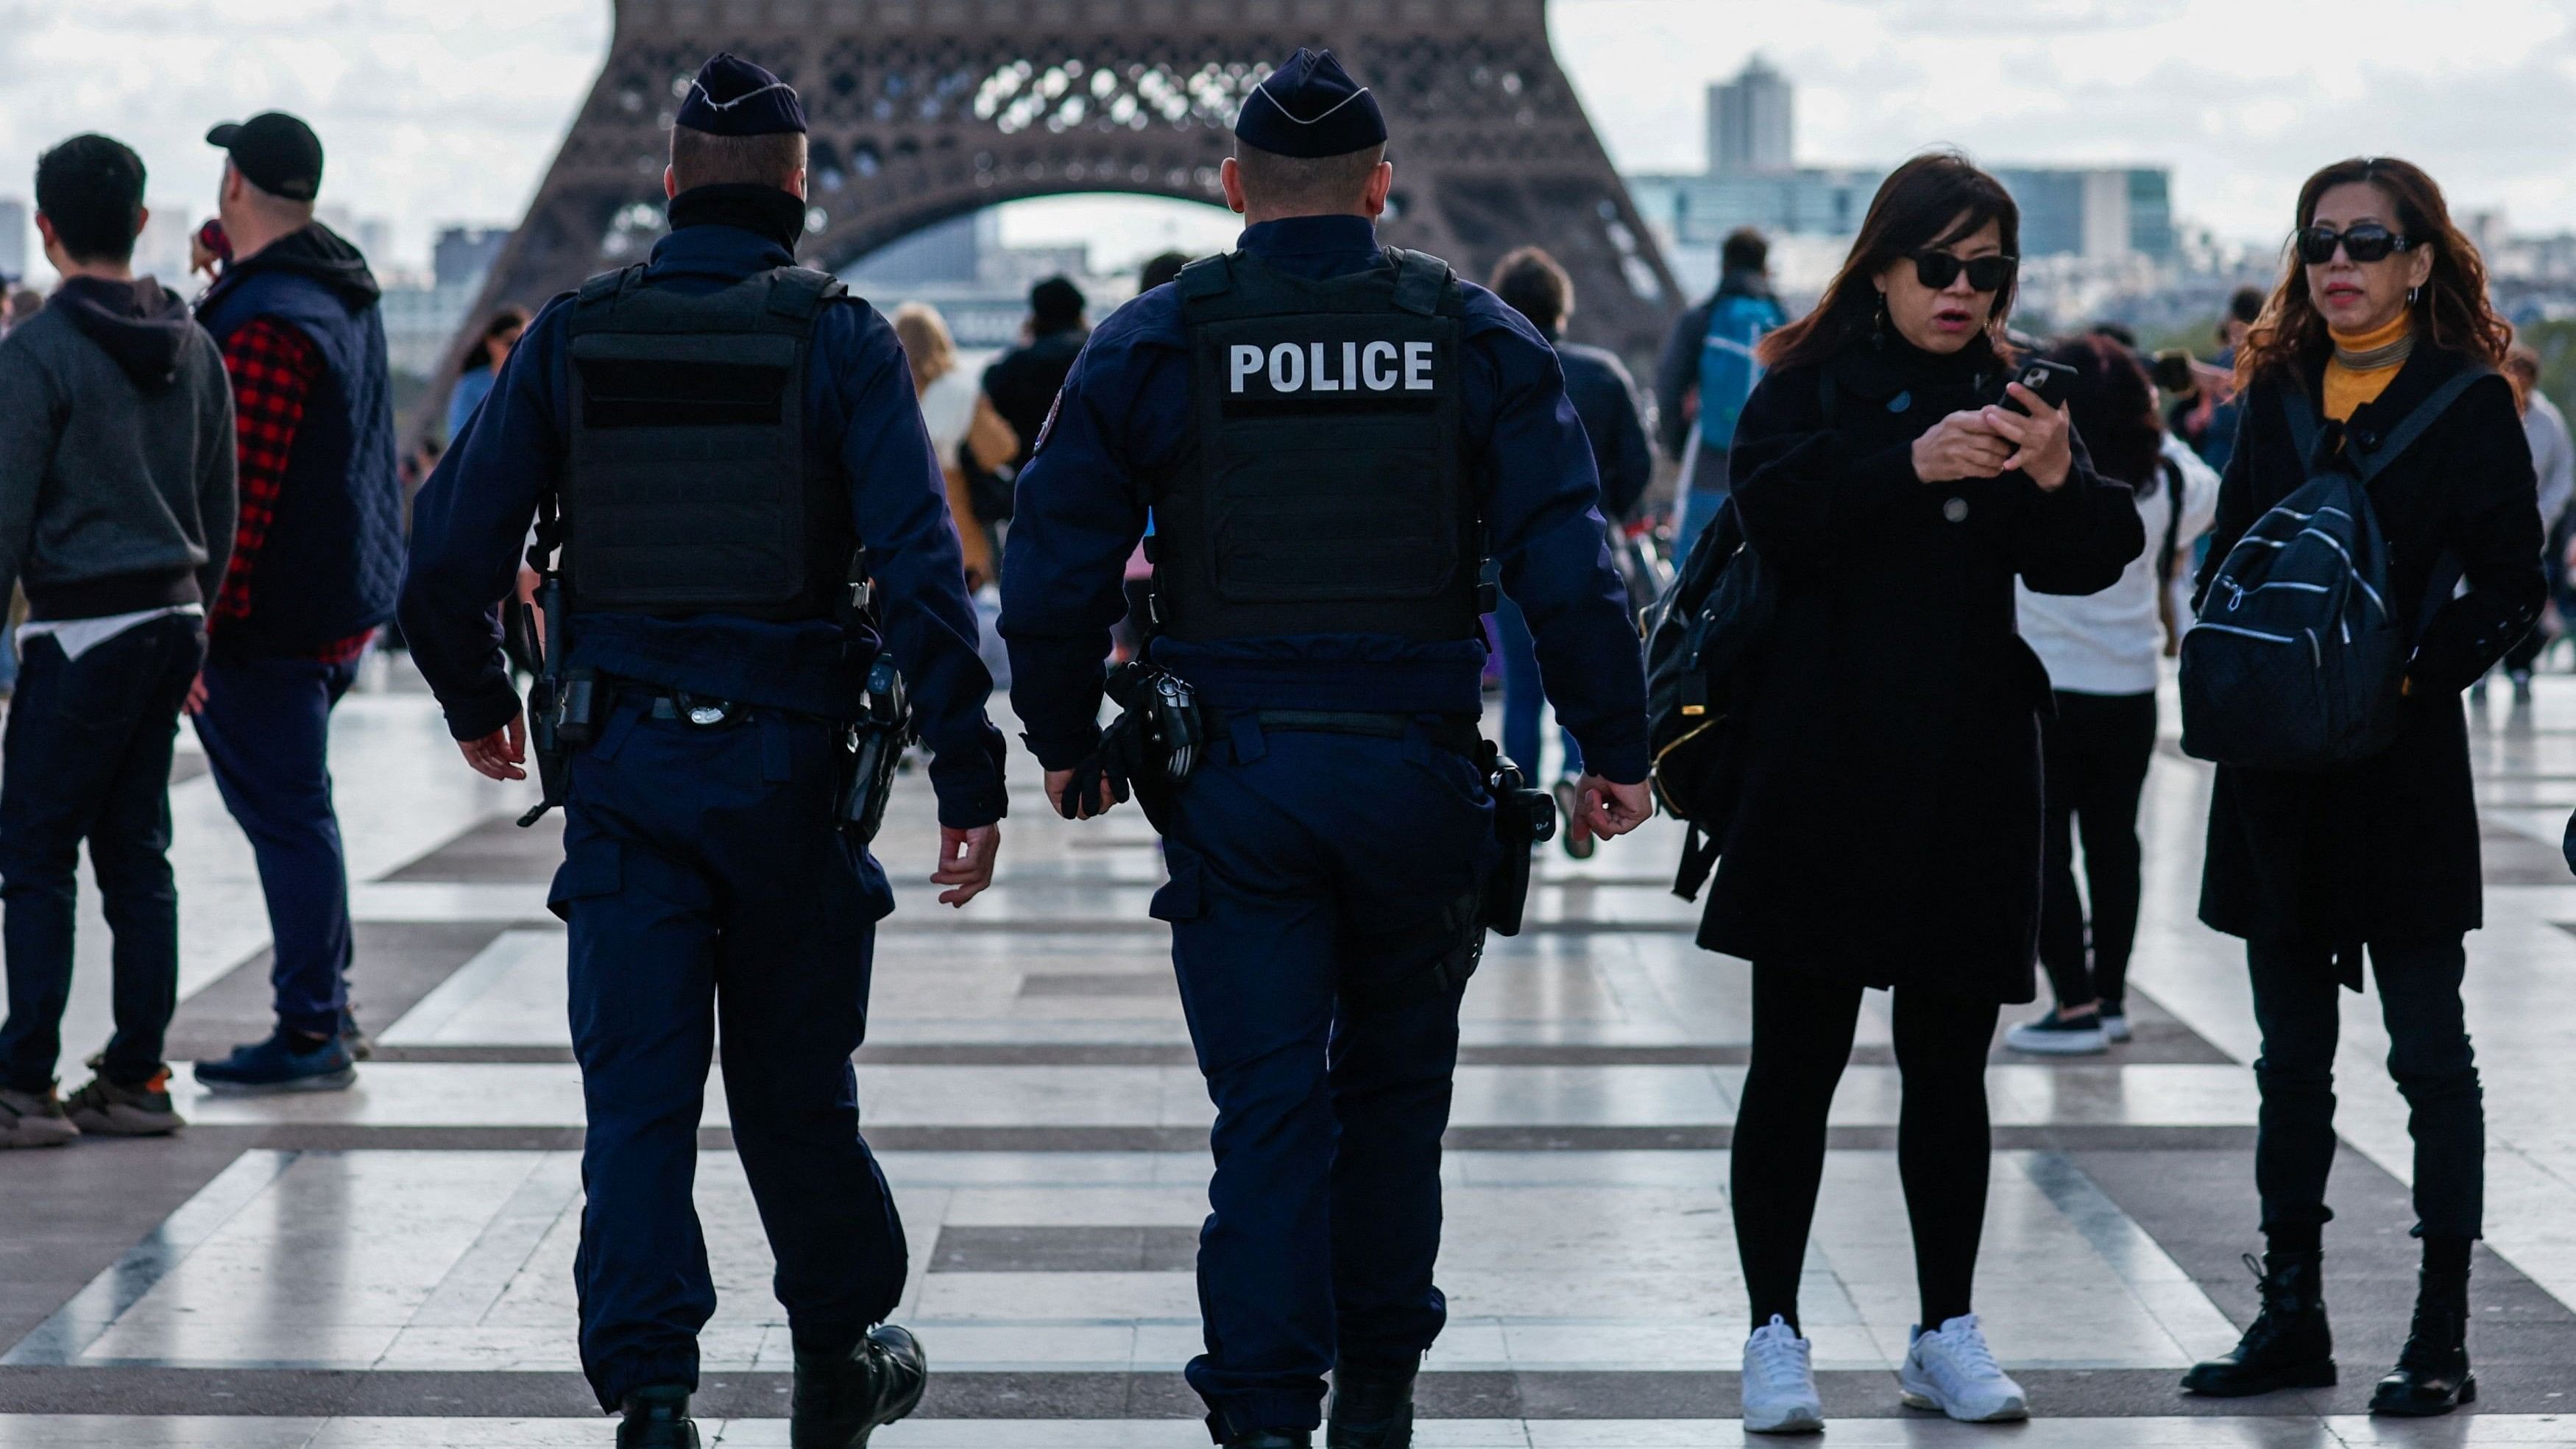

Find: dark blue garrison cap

[675,52,807,136]
[1234,48,1387,158]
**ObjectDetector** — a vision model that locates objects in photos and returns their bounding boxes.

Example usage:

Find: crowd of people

[0,39,2557,1448]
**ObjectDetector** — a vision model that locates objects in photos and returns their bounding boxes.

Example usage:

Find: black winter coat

[1698,335,2145,1002]
[2195,347,2544,973]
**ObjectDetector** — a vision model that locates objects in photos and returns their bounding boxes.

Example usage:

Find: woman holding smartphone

[1701,152,2144,1432]
[2183,157,2539,1417]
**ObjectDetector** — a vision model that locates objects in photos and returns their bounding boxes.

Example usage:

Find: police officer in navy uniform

[1002,49,1655,1449]
[398,54,1006,1449]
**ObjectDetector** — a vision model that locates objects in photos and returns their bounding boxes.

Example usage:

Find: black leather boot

[1203,1410,1312,1447]
[1327,1361,1417,1448]
[616,1385,700,1449]
[2181,1252,2337,1396]
[790,1324,928,1448]
[2370,1269,2476,1416]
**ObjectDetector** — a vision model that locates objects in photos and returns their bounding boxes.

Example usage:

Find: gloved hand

[1052,752,1132,820]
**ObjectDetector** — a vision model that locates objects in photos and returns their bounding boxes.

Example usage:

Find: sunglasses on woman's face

[2295,223,2411,266]
[1910,251,2017,293]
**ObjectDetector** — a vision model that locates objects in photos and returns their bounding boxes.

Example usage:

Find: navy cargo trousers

[551,699,905,1410]
[1152,715,1497,1435]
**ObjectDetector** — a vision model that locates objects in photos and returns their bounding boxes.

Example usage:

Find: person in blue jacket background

[397,53,1005,1449]
[1000,48,1655,1449]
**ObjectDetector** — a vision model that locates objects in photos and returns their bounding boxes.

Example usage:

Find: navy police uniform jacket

[400,220,1008,829]
[1001,214,1649,782]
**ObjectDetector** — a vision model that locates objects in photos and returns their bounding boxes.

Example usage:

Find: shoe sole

[2003,1030,2108,1055]
[2179,1361,2337,1397]
[1898,1386,2028,1423]
[1743,1404,1825,1434]
[67,1108,183,1136]
[2370,1374,2476,1417]
[0,1125,79,1148]
[195,1067,356,1096]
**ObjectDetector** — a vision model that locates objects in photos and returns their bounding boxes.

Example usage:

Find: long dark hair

[2043,334,2164,492]
[1760,151,2021,372]
[464,304,532,375]
[2235,157,2512,389]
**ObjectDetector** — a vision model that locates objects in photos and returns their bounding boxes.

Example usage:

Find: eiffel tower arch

[432,0,1679,428]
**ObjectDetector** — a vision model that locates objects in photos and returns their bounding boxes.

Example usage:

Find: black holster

[1102,661,1203,829]
[1479,742,1557,936]
[514,577,593,829]
[835,657,914,847]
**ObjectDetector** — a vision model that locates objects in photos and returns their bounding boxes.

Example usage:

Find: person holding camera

[1700,152,2143,1432]
[2182,157,2540,1418]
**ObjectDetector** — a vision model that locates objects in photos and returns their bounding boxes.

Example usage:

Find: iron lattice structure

[434,0,1678,422]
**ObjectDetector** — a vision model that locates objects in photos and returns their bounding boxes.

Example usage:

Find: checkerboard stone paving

[7,654,2576,1445]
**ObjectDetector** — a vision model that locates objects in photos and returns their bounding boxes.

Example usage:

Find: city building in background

[383,224,514,379]
[130,205,194,288]
[0,199,26,283]
[1707,56,1792,176]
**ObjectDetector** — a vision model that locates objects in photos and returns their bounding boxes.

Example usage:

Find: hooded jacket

[0,277,237,620]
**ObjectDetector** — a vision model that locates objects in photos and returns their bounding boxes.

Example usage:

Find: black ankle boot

[2181,1251,2337,1396]
[1204,1420,1310,1448]
[616,1385,700,1449]
[790,1324,928,1448]
[2371,1269,2476,1416]
[1327,1361,1417,1448]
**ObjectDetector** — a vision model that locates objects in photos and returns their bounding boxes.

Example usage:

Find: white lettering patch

[1225,338,1437,395]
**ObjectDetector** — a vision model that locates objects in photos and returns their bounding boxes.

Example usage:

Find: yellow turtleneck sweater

[2322,313,2413,422]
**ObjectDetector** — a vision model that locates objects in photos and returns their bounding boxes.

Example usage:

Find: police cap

[1233,48,1387,159]
[675,52,808,137]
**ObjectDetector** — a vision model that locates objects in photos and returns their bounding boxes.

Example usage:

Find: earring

[1873,289,1889,347]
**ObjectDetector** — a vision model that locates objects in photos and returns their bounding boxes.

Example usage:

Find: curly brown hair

[2234,157,2512,389]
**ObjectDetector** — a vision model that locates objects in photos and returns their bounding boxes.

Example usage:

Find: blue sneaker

[194,1031,357,1094]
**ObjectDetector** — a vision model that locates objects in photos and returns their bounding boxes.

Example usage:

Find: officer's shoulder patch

[1031,387,1066,456]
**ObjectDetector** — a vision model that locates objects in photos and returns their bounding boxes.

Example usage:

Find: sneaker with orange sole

[64,1066,185,1136]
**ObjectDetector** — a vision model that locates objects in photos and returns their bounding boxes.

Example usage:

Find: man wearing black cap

[399,51,1005,1449]
[1002,46,1654,1449]
[189,110,404,1094]
[981,273,1089,477]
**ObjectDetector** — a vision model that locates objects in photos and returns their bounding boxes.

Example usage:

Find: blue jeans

[192,652,361,1038]
[1491,595,1580,781]
[0,616,202,1090]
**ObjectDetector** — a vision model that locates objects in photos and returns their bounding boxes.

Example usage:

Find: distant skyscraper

[433,227,512,291]
[0,199,26,282]
[1708,57,1793,174]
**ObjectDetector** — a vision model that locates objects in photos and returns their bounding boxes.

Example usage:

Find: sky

[2,0,2572,276]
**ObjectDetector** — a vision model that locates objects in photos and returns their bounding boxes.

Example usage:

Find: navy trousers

[0,616,202,1091]
[1155,718,1496,1435]
[1492,595,1581,782]
[553,700,905,1411]
[193,652,361,1038]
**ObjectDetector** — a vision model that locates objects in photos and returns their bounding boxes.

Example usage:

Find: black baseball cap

[206,112,324,202]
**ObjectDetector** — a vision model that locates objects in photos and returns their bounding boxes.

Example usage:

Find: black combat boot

[615,1385,700,1449]
[2180,1252,2337,1396]
[790,1323,928,1448]
[2370,1269,2476,1416]
[1326,1361,1417,1448]
[1203,1409,1312,1447]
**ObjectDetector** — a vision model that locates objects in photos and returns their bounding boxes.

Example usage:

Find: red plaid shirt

[216,319,375,664]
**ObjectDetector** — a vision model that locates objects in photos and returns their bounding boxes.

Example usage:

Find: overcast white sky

[2,0,2571,273]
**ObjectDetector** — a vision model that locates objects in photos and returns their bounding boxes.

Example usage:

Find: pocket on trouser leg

[548,839,622,923]
[1150,851,1206,923]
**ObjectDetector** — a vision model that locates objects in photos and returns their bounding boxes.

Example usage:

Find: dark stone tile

[0,1132,250,1351]
[164,921,514,1060]
[930,1225,1199,1272]
[378,810,565,884]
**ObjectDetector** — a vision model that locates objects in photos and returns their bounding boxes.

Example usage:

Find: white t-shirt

[2017,434,2220,697]
[916,367,979,470]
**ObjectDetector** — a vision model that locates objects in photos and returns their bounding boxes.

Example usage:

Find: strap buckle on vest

[1175,254,1234,301]
[765,266,843,321]
[1389,249,1450,316]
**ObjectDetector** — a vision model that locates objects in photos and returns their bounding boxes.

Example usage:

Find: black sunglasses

[1910,251,2017,293]
[2295,223,2411,265]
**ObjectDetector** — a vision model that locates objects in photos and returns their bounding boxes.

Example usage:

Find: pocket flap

[546,840,622,921]
[1149,852,1205,923]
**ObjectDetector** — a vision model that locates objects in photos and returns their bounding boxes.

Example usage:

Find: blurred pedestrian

[983,274,1087,476]
[1138,249,1192,294]
[1657,227,1786,561]
[445,303,529,442]
[187,111,406,1095]
[0,134,236,1145]
[2489,344,2570,698]
[3,289,40,336]
[893,301,1009,589]
[2004,335,2216,1057]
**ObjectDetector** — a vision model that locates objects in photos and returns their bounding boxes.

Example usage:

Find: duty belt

[1251,709,1479,757]
[617,687,846,729]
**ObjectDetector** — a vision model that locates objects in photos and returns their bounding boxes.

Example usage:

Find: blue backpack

[1696,291,1784,451]
[2178,369,2483,770]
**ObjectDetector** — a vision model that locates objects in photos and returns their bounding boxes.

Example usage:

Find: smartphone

[2000,358,2077,415]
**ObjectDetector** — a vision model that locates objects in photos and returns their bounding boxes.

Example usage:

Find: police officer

[1001,49,1655,1449]
[398,54,1007,1449]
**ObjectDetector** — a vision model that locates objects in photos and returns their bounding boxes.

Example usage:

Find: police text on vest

[1229,341,1434,394]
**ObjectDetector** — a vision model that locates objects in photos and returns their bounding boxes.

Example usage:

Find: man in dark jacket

[1655,227,1787,559]
[188,112,406,1094]
[0,134,236,1147]
[981,274,1089,473]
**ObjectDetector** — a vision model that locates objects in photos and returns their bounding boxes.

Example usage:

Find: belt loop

[1227,711,1267,765]
[760,716,793,782]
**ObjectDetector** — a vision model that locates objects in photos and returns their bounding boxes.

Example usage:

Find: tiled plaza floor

[5,653,2576,1445]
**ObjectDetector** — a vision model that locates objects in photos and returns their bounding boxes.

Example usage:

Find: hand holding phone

[1998,359,2077,416]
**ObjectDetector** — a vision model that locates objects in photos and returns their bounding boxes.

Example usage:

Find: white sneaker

[2099,1011,2131,1044]
[1741,1314,1825,1434]
[1900,1314,2028,1422]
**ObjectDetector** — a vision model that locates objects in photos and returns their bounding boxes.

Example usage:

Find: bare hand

[933,823,1001,907]
[1043,767,1122,820]
[1911,411,2014,483]
[1574,776,1655,839]
[459,713,528,782]
[1979,385,2075,490]
[183,670,208,715]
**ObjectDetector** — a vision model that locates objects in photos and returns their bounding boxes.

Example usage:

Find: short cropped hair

[2229,285,2265,325]
[35,134,146,265]
[1231,140,1386,215]
[669,127,807,193]
[1490,247,1572,336]
[1720,227,1769,275]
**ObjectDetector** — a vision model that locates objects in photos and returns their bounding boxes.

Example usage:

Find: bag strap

[2352,367,2490,486]
[2154,456,2184,587]
[2281,383,2325,475]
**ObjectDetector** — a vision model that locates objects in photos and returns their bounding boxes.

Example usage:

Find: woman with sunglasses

[2184,157,2539,1417]
[1697,152,2144,1433]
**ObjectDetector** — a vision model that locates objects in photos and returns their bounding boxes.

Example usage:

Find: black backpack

[1643,493,1778,899]
[2178,369,2481,770]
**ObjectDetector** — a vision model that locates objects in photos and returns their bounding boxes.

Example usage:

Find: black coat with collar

[1696,333,2145,1001]
[2195,345,2544,964]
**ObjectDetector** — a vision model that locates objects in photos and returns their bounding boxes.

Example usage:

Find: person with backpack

[1667,152,2142,1432]
[1656,227,1787,564]
[2179,157,2541,1418]
[2003,335,2218,1056]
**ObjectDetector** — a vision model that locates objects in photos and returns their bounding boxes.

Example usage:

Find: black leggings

[2038,690,2157,1013]
[1732,963,2000,1331]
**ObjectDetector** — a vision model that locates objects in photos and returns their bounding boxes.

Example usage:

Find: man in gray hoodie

[0,133,236,1147]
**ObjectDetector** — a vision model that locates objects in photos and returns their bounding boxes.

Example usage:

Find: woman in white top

[892,302,999,588]
[2008,333,2218,1054]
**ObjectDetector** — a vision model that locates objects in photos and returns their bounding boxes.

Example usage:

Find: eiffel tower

[434,0,1678,419]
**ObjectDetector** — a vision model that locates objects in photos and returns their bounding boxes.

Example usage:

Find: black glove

[1055,751,1133,821]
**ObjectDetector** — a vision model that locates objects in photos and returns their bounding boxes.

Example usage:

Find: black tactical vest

[561,263,854,620]
[1156,247,1479,645]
